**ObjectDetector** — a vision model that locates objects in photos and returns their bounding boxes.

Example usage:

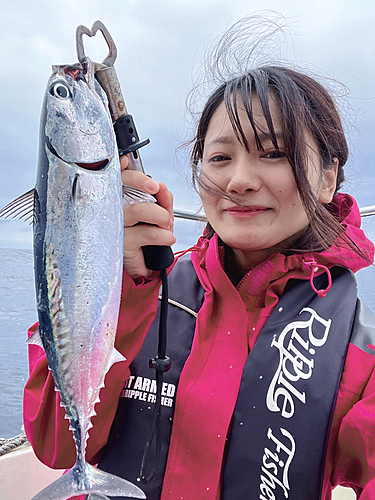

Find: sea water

[0,248,36,438]
[0,246,375,439]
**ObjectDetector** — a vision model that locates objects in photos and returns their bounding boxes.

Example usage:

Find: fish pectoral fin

[26,327,44,348]
[0,188,35,225]
[106,347,126,373]
[122,184,156,206]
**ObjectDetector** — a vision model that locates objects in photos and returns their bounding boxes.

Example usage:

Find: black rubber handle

[142,245,174,271]
[114,115,174,271]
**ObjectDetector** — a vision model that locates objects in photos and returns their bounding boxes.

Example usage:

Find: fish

[0,58,147,499]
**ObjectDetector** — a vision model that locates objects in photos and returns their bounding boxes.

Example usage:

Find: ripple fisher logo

[258,307,331,498]
[260,427,295,499]
[266,307,331,419]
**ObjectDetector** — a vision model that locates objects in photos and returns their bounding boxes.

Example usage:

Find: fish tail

[30,462,146,500]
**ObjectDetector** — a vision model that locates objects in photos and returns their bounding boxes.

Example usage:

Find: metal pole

[174,205,375,222]
[360,205,375,218]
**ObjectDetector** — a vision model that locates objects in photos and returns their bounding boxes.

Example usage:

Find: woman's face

[200,95,337,269]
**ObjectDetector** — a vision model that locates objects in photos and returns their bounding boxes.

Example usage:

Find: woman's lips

[224,205,270,216]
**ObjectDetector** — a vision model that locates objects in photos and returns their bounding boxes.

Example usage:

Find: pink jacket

[24,193,375,499]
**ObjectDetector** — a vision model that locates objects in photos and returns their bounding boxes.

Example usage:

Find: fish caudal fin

[31,462,146,500]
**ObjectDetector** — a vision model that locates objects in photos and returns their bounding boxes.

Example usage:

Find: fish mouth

[47,139,109,170]
[76,160,109,170]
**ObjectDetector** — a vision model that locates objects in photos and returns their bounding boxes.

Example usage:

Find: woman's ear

[318,158,339,203]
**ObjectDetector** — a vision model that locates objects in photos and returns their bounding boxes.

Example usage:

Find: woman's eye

[209,155,230,163]
[263,150,285,159]
[50,83,71,99]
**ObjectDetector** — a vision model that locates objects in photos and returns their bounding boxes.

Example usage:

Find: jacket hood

[320,193,374,272]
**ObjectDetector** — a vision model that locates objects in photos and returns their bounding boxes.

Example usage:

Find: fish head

[45,57,115,169]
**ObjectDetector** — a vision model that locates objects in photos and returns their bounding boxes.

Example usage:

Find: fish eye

[50,83,70,99]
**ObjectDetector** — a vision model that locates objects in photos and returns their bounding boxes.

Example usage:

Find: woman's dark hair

[190,66,356,253]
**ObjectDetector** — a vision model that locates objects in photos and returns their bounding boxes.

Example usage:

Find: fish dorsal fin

[26,327,44,348]
[106,348,126,374]
[0,189,35,225]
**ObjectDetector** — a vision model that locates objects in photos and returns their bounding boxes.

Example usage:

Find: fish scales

[42,149,123,435]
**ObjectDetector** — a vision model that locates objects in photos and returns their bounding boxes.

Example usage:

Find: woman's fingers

[122,169,159,195]
[155,182,174,220]
[124,222,176,279]
[120,155,129,171]
[121,164,175,279]
[122,170,174,224]
[125,225,176,251]
[124,202,173,230]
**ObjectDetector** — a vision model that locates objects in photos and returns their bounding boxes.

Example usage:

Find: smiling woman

[22,14,375,500]
[191,66,351,254]
[184,61,375,298]
[198,93,338,277]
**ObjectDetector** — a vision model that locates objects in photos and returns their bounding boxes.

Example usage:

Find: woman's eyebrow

[206,136,236,147]
[206,131,284,148]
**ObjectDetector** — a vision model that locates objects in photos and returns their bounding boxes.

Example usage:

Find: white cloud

[30,36,66,61]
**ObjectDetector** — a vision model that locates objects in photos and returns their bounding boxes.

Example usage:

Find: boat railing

[360,205,375,218]
[174,205,375,222]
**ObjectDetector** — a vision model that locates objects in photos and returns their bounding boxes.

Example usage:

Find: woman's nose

[226,159,261,194]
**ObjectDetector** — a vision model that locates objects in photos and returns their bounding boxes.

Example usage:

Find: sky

[0,0,375,249]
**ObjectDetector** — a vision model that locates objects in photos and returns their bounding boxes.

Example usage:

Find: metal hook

[76,20,117,67]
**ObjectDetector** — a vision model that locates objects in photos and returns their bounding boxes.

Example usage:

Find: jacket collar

[190,193,374,298]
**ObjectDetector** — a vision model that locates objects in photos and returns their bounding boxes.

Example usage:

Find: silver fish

[0,58,146,499]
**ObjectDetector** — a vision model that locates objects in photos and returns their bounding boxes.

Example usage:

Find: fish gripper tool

[76,20,174,271]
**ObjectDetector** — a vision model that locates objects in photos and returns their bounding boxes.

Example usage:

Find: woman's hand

[121,155,176,279]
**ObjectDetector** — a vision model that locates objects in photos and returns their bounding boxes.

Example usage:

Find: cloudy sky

[0,0,375,249]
